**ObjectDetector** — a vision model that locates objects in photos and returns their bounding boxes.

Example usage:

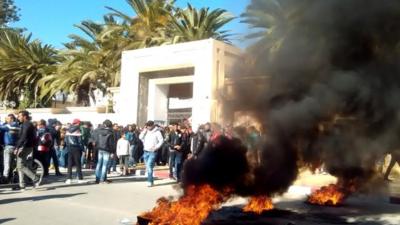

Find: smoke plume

[184,0,400,197]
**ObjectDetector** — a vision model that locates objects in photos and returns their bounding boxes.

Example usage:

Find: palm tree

[0,29,59,108]
[105,0,175,47]
[39,18,122,105]
[170,4,234,43]
[241,0,304,69]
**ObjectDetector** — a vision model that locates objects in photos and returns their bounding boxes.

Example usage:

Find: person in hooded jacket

[65,119,85,184]
[92,120,116,184]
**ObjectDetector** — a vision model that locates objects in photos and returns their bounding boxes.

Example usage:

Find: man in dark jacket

[47,119,63,176]
[92,120,116,184]
[15,110,41,190]
[65,119,85,184]
[0,114,20,183]
[168,124,183,181]
[192,123,212,157]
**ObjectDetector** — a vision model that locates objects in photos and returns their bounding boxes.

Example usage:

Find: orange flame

[243,196,274,214]
[141,185,225,225]
[307,184,345,206]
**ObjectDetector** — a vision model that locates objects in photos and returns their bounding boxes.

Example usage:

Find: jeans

[169,150,176,177]
[107,156,117,172]
[129,145,136,166]
[48,147,61,173]
[0,146,3,176]
[143,150,156,184]
[68,147,83,180]
[95,150,110,182]
[58,146,68,168]
[3,145,15,178]
[16,147,36,188]
[81,146,87,167]
[169,150,183,181]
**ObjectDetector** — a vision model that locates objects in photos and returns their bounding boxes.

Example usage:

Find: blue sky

[12,0,251,49]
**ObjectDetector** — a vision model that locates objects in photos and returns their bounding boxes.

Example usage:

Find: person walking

[15,110,41,190]
[139,121,163,187]
[65,119,85,184]
[0,114,20,183]
[92,120,116,184]
[116,133,130,176]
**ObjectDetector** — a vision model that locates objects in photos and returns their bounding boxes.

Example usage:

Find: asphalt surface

[0,169,180,225]
[1,168,399,225]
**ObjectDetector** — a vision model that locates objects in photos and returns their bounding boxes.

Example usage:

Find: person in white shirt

[117,133,130,176]
[139,121,164,187]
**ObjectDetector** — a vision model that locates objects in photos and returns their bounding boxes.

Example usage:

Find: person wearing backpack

[37,119,52,177]
[65,119,85,184]
[92,120,116,184]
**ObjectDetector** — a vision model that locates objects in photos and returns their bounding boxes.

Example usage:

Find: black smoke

[184,0,400,197]
[182,137,250,194]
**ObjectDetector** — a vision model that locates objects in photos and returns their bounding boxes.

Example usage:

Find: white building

[119,39,242,129]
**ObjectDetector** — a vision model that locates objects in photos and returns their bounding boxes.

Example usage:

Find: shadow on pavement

[0,192,87,205]
[152,181,180,187]
[0,218,16,224]
[41,175,151,191]
[108,176,150,183]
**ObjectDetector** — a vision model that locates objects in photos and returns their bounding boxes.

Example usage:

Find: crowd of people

[0,110,398,191]
[0,110,265,189]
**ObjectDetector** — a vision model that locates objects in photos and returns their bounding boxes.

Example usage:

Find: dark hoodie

[92,127,116,153]
[16,120,36,149]
[65,125,84,150]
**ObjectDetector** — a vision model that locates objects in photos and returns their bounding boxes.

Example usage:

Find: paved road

[1,168,399,225]
[0,169,180,225]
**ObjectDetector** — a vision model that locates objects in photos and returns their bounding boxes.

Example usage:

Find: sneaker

[147,182,154,187]
[55,172,64,176]
[76,179,87,184]
[33,175,42,188]
[14,185,26,192]
[65,179,72,184]
[100,180,112,184]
